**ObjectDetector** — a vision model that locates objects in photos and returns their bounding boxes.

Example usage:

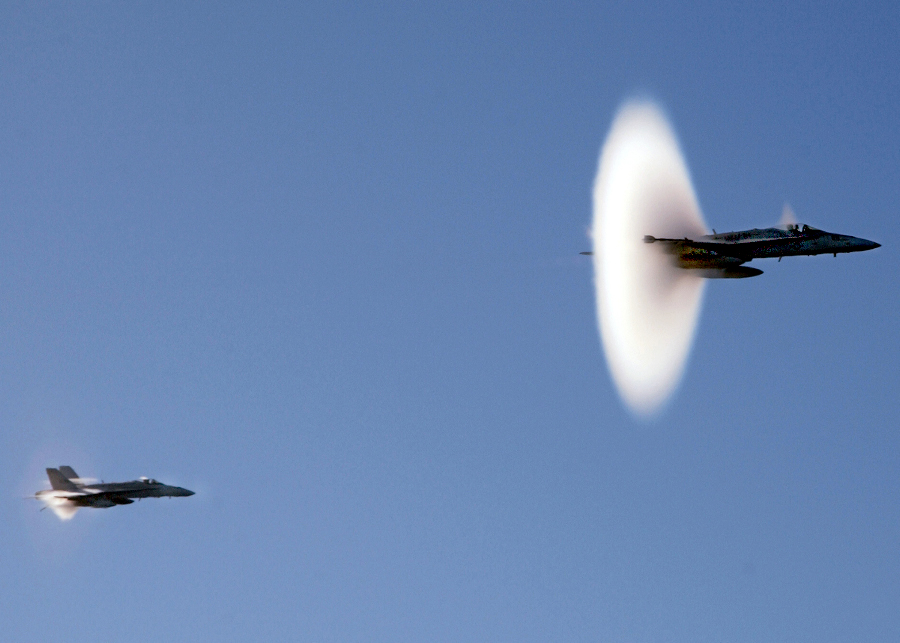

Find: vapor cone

[43,496,79,520]
[592,101,707,417]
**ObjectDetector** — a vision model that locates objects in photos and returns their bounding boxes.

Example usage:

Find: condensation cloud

[592,101,707,417]
[42,497,79,520]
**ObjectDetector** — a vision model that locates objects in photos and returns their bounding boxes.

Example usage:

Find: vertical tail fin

[59,466,80,480]
[46,468,79,491]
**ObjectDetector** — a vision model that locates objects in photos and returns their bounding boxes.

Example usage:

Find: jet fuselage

[644,223,880,278]
[55,479,195,507]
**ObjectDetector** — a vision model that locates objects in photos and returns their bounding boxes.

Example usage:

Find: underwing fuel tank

[700,266,764,278]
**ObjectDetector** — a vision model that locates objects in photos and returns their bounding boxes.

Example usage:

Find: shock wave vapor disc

[592,101,707,417]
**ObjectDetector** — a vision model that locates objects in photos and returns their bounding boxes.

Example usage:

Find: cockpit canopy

[139,476,159,484]
[782,223,820,234]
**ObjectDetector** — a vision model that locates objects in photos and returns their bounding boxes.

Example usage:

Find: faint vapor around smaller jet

[34,466,194,520]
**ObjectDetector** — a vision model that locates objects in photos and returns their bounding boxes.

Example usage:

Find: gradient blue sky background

[2,3,899,641]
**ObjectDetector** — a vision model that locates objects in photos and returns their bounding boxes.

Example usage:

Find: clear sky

[2,2,899,641]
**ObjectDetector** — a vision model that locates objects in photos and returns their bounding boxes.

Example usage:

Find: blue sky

[2,2,899,641]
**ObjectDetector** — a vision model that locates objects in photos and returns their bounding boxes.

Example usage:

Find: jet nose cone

[846,235,880,252]
[176,487,195,497]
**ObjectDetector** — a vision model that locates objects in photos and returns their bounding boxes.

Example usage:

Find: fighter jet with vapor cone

[34,466,194,520]
[588,100,882,417]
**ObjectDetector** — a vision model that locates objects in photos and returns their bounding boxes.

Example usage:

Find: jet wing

[644,236,763,259]
[91,494,134,505]
[59,489,134,506]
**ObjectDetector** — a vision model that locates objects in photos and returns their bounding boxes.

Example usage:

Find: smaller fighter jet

[35,466,194,519]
